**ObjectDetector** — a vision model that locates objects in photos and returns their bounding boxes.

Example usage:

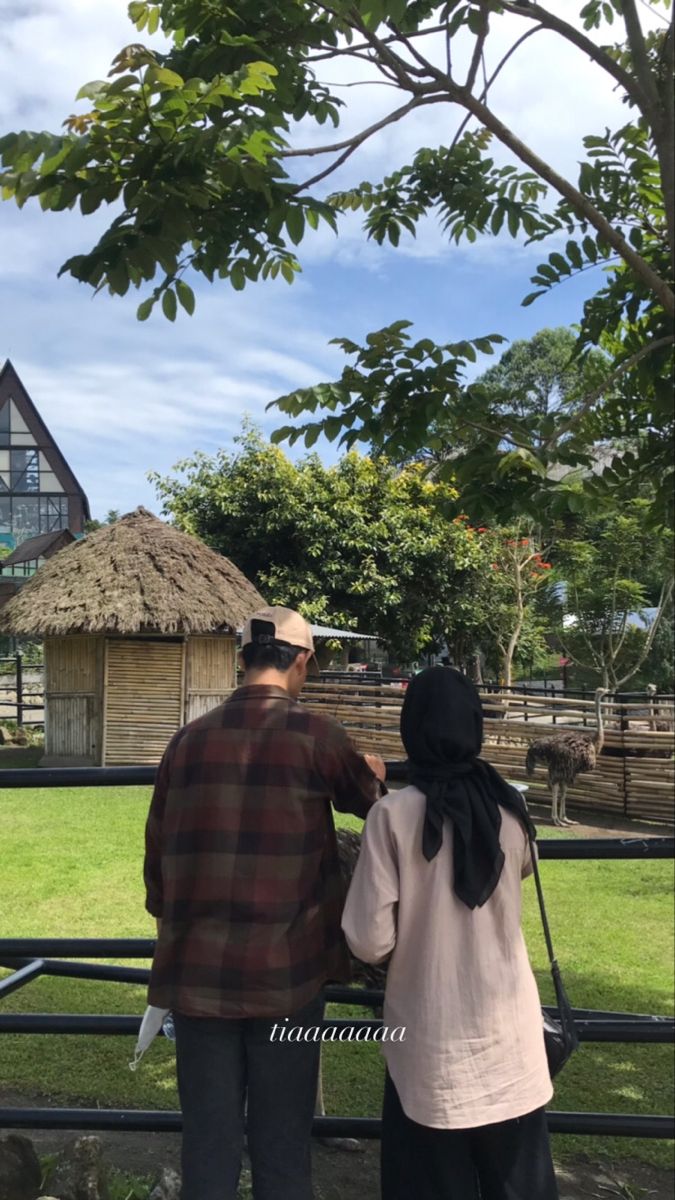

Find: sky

[0,1,644,519]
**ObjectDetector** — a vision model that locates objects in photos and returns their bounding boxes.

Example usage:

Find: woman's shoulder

[498,803,530,848]
[372,784,426,823]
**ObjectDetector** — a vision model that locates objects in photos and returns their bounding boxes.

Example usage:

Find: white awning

[310,624,376,640]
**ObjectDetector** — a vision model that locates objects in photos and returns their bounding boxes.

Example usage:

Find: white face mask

[129,1006,171,1072]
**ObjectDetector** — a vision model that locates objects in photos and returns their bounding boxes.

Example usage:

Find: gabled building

[0,360,90,551]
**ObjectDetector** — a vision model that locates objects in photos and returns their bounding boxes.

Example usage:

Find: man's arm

[143,737,175,921]
[319,722,387,819]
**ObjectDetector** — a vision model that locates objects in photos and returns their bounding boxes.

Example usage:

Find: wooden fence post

[620,700,629,817]
[16,652,23,728]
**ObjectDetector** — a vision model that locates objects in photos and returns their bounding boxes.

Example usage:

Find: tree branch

[615,576,674,689]
[466,2,490,93]
[455,87,675,316]
[545,334,675,451]
[457,418,534,452]
[449,25,544,152]
[622,0,662,114]
[306,23,450,63]
[299,19,674,315]
[349,14,440,93]
[283,95,436,159]
[498,1,650,111]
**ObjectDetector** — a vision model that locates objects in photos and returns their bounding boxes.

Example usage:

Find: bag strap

[526,825,558,969]
[523,806,579,1050]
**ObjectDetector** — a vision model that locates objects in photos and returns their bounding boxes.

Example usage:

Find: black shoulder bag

[527,828,579,1078]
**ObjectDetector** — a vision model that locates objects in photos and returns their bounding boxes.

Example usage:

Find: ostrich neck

[594,692,605,751]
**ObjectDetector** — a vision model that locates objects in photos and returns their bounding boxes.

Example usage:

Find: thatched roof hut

[0,508,264,766]
[0,506,263,637]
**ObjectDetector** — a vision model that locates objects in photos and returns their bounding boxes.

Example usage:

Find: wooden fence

[302,682,675,825]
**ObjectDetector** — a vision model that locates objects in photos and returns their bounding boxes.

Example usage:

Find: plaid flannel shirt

[144,684,379,1018]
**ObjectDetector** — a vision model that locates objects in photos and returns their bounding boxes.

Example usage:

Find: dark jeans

[174,991,325,1200]
[381,1072,559,1200]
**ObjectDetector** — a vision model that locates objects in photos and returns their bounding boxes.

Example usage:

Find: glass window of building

[11,449,39,492]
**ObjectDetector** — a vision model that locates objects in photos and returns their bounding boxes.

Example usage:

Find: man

[144,606,386,1200]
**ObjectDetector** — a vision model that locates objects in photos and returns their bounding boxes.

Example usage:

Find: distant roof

[310,624,376,641]
[547,444,623,483]
[563,608,658,631]
[1,529,75,568]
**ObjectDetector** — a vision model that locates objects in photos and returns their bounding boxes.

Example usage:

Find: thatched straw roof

[0,507,265,636]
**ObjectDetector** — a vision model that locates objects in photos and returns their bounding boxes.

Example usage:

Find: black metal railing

[1,766,673,1141]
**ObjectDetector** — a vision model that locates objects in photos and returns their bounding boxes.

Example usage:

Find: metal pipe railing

[0,1107,670,1139]
[1,769,672,1142]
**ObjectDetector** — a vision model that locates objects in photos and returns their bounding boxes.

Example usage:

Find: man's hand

[364,753,386,784]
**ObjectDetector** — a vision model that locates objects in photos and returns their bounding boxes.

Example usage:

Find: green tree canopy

[1,1,672,520]
[475,327,608,425]
[150,426,494,662]
[554,498,674,688]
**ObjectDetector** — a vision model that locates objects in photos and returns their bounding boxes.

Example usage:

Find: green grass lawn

[0,784,673,1171]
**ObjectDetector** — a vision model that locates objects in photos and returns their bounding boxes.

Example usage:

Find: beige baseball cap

[241,606,320,675]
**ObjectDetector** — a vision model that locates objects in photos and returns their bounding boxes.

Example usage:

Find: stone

[44,1136,110,1200]
[0,724,17,745]
[0,1134,42,1200]
[148,1167,181,1200]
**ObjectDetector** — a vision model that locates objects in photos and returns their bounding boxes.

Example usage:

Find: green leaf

[176,279,195,315]
[80,187,104,215]
[150,67,184,89]
[566,240,584,269]
[137,296,155,321]
[549,252,571,276]
[106,74,139,95]
[147,6,160,35]
[359,1,384,31]
[385,0,409,20]
[230,262,246,290]
[285,206,305,246]
[521,290,546,307]
[490,205,505,236]
[75,80,107,101]
[582,235,598,262]
[162,288,177,321]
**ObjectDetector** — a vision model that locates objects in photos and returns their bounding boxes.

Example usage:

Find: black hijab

[400,666,535,909]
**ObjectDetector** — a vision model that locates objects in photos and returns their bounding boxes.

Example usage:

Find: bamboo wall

[42,633,237,767]
[43,636,104,765]
[301,682,675,825]
[185,636,236,723]
[103,639,185,766]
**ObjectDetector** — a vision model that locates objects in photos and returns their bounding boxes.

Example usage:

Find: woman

[341,667,558,1200]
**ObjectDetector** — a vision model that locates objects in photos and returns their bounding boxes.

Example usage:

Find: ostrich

[316,826,388,1150]
[525,687,608,825]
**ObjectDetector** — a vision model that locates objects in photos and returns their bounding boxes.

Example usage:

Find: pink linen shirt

[341,785,553,1129]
